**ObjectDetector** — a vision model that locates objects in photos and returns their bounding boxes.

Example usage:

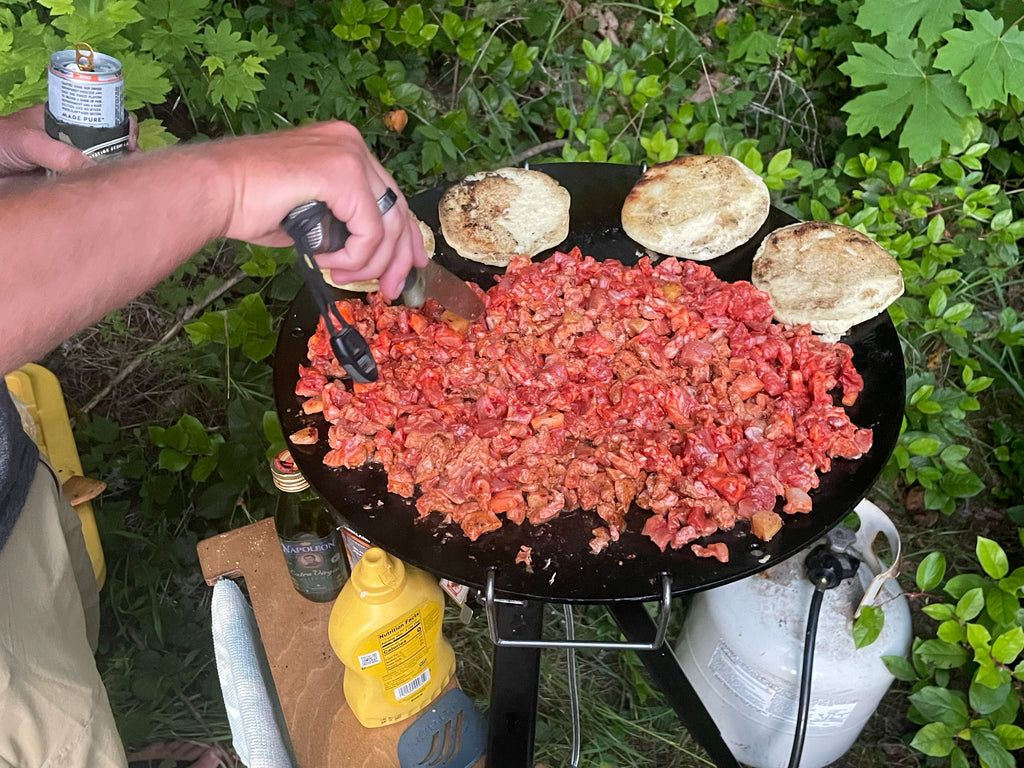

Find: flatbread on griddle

[751,221,904,340]
[438,167,570,266]
[621,155,770,260]
[324,213,435,292]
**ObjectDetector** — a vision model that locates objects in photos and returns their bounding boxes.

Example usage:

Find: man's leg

[0,459,127,767]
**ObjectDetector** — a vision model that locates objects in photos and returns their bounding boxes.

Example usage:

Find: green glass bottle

[271,450,346,602]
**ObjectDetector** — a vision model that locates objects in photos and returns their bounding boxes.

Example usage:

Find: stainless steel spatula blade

[402,261,485,322]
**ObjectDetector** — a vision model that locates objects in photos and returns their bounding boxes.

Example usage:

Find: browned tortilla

[621,155,770,260]
[438,168,570,266]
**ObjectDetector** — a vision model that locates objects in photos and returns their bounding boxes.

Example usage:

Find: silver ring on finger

[376,188,398,216]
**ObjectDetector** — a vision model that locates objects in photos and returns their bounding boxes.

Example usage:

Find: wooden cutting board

[198,517,475,768]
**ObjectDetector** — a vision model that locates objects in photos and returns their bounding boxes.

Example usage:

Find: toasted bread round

[324,213,435,292]
[438,168,570,266]
[621,155,770,260]
[751,221,904,340]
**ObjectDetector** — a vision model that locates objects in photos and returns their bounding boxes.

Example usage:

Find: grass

[449,602,724,768]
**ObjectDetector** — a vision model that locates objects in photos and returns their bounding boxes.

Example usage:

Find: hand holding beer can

[45,43,130,162]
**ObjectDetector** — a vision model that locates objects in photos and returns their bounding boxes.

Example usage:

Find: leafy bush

[885,539,1024,768]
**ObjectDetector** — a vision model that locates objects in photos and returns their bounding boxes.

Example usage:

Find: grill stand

[483,592,742,768]
[486,600,545,765]
[609,600,741,768]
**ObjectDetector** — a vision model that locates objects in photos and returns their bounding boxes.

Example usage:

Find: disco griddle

[272,163,905,767]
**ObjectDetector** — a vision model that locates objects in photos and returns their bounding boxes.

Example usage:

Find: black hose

[789,544,860,768]
[788,586,826,768]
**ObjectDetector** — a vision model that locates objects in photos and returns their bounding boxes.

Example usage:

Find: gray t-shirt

[0,381,39,552]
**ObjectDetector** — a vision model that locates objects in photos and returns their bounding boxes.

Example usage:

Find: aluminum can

[45,43,129,161]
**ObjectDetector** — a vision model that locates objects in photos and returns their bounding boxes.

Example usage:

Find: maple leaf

[202,19,255,61]
[120,51,172,110]
[728,29,778,64]
[934,10,1024,110]
[855,0,963,47]
[839,39,972,164]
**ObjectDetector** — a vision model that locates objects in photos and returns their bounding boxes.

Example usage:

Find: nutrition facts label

[353,600,444,705]
[378,609,429,690]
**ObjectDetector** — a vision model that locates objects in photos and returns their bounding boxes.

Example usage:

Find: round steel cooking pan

[273,163,905,603]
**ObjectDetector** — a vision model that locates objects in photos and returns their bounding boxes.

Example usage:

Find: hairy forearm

[0,117,426,377]
[0,144,232,375]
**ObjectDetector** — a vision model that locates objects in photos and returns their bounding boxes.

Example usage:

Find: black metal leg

[486,600,544,767]
[607,601,742,768]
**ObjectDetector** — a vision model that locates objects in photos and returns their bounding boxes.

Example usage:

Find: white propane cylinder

[674,500,912,768]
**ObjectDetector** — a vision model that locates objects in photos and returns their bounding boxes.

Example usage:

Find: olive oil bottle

[271,450,346,602]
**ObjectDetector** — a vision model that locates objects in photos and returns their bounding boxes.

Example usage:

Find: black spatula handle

[283,200,425,306]
[282,200,351,255]
[282,201,378,384]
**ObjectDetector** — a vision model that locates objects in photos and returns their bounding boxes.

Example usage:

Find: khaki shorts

[0,459,127,767]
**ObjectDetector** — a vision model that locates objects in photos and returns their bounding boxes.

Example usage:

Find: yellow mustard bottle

[328,547,455,728]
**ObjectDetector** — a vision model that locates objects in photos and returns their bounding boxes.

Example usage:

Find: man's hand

[0,105,93,178]
[0,115,425,374]
[212,121,429,300]
[0,104,140,181]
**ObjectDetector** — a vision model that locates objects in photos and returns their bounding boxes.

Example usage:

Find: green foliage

[854,0,963,47]
[884,539,1024,767]
[0,0,285,139]
[185,292,277,363]
[838,1,1024,163]
[804,137,1023,516]
[991,419,1024,525]
[839,39,972,164]
[853,603,884,649]
[936,10,1024,111]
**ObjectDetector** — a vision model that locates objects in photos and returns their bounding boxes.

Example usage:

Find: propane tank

[674,499,911,768]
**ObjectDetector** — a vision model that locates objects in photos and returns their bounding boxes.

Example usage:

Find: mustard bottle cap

[351,547,407,602]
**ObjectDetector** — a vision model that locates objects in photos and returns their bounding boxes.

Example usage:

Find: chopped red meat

[296,248,871,553]
[589,527,612,554]
[691,542,730,563]
[515,545,534,572]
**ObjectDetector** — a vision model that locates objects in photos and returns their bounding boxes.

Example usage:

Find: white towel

[211,578,297,768]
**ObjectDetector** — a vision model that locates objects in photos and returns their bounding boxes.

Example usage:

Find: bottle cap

[271,450,311,493]
[351,547,407,602]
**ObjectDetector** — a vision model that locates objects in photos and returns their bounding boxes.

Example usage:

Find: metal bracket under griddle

[483,569,673,650]
[484,588,742,768]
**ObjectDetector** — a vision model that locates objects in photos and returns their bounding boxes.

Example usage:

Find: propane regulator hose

[788,545,860,768]
[789,587,825,768]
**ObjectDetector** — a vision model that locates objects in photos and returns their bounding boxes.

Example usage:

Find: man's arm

[0,118,427,376]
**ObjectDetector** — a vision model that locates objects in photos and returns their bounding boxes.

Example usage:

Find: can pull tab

[74,42,95,72]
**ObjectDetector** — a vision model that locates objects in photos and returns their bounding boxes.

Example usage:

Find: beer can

[45,43,129,161]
